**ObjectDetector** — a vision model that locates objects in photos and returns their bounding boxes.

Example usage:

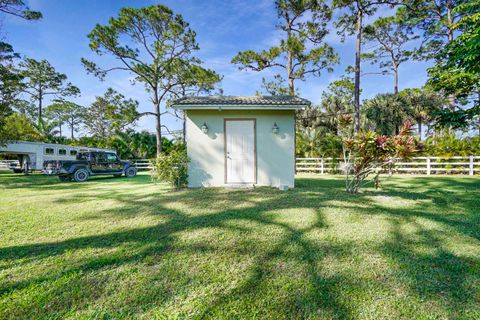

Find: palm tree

[296,127,343,159]
[110,130,161,159]
[364,93,411,135]
[33,119,60,141]
[296,127,324,158]
[400,89,444,138]
[321,94,354,135]
[130,131,157,158]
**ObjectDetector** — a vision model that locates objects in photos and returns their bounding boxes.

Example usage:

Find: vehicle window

[76,153,88,160]
[44,147,55,155]
[58,149,67,155]
[70,150,77,156]
[95,153,107,162]
[106,153,118,161]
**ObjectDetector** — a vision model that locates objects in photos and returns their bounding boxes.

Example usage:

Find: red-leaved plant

[343,121,417,193]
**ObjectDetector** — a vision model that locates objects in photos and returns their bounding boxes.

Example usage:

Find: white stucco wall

[185,109,296,188]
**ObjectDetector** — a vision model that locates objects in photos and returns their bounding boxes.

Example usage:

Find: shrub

[0,113,40,145]
[151,149,189,189]
[296,129,343,158]
[422,133,480,157]
[343,121,418,193]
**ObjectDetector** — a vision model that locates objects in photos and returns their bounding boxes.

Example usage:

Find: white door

[225,120,256,184]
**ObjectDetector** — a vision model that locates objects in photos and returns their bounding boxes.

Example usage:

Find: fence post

[469,156,474,176]
[320,158,324,175]
[426,157,431,176]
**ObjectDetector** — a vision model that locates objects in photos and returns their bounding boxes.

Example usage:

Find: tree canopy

[0,0,42,20]
[363,16,417,94]
[333,0,400,132]
[232,0,338,96]
[18,58,80,129]
[0,112,39,145]
[425,1,480,129]
[83,88,139,139]
[82,4,221,156]
[45,100,85,139]
[397,0,464,60]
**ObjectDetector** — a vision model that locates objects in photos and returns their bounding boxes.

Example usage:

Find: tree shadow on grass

[0,177,362,318]
[378,217,479,317]
[0,174,479,318]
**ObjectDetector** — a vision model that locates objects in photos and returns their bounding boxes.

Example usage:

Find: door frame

[224,118,257,184]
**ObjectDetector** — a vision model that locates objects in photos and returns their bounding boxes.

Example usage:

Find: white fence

[3,157,479,176]
[131,159,153,170]
[0,160,19,170]
[296,156,480,176]
[131,157,480,175]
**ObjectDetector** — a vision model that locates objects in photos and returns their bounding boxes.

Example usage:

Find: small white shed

[171,96,311,188]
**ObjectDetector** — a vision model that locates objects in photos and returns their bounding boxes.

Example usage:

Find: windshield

[106,153,118,161]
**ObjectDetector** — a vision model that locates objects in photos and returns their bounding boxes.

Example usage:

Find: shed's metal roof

[170,95,310,110]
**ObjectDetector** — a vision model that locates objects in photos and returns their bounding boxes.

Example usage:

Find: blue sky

[3,0,433,136]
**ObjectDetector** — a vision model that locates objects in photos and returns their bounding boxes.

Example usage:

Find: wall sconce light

[272,122,279,134]
[201,122,209,134]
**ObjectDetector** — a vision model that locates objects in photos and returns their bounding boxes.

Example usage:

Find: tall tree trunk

[418,121,422,139]
[38,87,43,130]
[287,48,294,95]
[101,124,106,140]
[59,123,62,136]
[152,85,163,157]
[70,121,74,139]
[286,15,294,96]
[155,102,162,158]
[354,9,362,133]
[393,63,399,95]
[446,1,456,110]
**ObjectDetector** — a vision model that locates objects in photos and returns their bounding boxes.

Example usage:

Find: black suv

[43,151,137,182]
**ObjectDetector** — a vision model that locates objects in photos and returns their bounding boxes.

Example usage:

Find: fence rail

[131,159,153,170]
[296,156,480,176]
[3,157,479,176]
[0,156,480,176]
[131,156,480,175]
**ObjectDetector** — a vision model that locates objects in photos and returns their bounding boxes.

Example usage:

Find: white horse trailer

[0,140,115,173]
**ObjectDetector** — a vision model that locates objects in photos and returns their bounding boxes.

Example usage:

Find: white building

[171,96,310,189]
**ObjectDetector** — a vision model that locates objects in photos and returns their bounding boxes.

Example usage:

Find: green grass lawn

[0,171,479,319]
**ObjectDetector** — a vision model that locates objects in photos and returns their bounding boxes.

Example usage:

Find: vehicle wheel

[125,167,137,178]
[113,174,122,178]
[58,175,71,182]
[73,169,89,182]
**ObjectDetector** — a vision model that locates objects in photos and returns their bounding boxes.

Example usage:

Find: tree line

[232,0,478,134]
[0,2,221,158]
[230,0,478,158]
[1,0,479,159]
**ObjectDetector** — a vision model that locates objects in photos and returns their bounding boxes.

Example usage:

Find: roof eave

[171,104,308,110]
